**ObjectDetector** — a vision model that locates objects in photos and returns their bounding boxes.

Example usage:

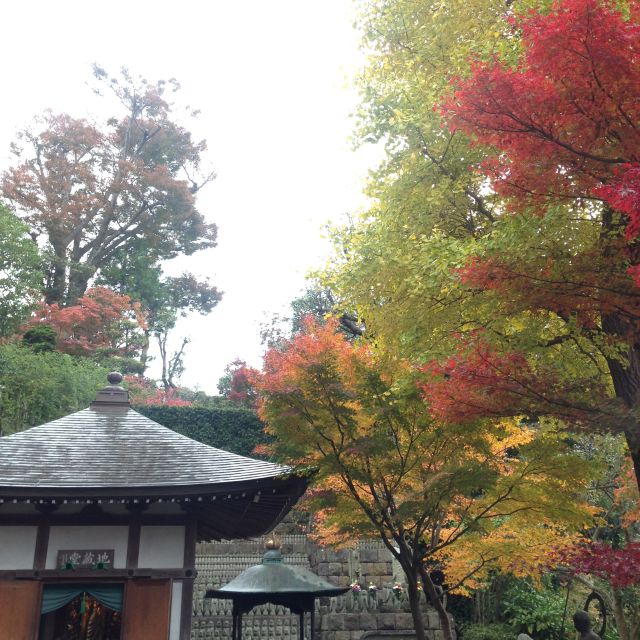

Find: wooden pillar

[310,604,315,640]
[33,517,50,570]
[0,582,42,640]
[180,517,197,640]
[122,579,171,638]
[126,514,141,569]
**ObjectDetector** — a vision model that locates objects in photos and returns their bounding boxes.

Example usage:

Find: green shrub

[461,623,516,640]
[0,344,108,434]
[22,325,57,353]
[501,579,567,638]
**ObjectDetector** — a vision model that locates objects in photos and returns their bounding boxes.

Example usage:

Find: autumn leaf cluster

[254,318,593,590]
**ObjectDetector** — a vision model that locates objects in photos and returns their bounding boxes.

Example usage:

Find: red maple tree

[558,542,640,589]
[420,336,611,427]
[124,375,192,407]
[439,0,640,488]
[442,0,640,210]
[29,286,146,359]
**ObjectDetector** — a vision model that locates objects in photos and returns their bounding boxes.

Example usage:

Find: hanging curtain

[41,584,123,614]
[41,586,82,615]
[86,585,123,612]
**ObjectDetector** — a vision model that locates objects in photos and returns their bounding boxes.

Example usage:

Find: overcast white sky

[0,0,379,393]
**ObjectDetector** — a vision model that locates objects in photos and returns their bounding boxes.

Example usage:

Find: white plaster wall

[53,503,129,515]
[138,526,185,568]
[0,525,37,569]
[146,504,184,515]
[46,526,129,569]
[169,580,183,640]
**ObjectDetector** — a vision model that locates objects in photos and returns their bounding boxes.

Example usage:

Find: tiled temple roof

[0,374,307,540]
[0,407,288,489]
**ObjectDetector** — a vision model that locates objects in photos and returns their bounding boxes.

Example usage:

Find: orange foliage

[125,376,192,407]
[614,458,640,528]
[142,388,192,407]
[257,316,370,398]
[254,318,593,591]
[441,522,582,592]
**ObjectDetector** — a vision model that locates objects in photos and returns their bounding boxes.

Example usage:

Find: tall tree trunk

[394,544,428,640]
[139,330,150,376]
[602,314,640,491]
[157,331,171,392]
[406,579,429,640]
[600,209,640,490]
[611,587,630,640]
[419,564,454,640]
[66,265,93,307]
[45,250,67,304]
[624,422,640,494]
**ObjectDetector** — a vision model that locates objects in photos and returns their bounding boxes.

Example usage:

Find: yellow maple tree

[254,318,595,640]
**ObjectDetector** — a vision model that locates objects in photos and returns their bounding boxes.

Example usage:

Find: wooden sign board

[57,549,114,569]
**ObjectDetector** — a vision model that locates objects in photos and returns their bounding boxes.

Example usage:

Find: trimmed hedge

[135,405,270,457]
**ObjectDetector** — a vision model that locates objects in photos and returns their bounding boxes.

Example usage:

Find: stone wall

[192,534,453,640]
[316,588,451,640]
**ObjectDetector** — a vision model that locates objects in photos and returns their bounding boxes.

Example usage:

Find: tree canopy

[0,203,43,337]
[267,1,640,637]
[0,66,223,382]
[2,67,217,307]
[438,0,640,485]
[253,318,593,640]
[322,0,640,488]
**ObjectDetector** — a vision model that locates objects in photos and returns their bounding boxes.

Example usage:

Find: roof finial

[263,536,283,564]
[265,536,280,550]
[107,371,124,386]
[91,372,129,409]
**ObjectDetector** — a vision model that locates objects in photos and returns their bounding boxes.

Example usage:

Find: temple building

[0,373,306,640]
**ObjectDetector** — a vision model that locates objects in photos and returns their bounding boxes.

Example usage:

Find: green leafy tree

[260,285,362,348]
[0,204,43,336]
[0,344,108,435]
[148,273,221,390]
[98,242,221,378]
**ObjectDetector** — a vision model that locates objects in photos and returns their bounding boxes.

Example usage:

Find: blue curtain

[86,585,123,612]
[41,584,123,614]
